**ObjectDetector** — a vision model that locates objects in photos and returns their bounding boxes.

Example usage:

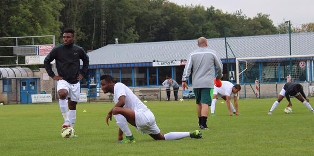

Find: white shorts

[279,88,285,96]
[279,88,300,97]
[213,88,231,97]
[57,80,80,102]
[135,109,160,135]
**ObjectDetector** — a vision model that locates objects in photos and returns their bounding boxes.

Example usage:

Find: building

[2,32,314,103]
[85,32,314,99]
[87,32,314,85]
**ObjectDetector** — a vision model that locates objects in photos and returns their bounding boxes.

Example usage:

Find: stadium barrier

[239,82,310,99]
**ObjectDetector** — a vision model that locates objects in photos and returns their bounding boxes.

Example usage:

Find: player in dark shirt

[268,82,314,115]
[44,28,89,132]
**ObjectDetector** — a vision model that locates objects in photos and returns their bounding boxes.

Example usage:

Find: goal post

[236,55,314,98]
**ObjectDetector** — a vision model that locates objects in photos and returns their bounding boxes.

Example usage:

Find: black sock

[198,117,201,126]
[201,116,208,128]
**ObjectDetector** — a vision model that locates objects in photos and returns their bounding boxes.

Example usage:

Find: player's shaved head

[197,37,208,47]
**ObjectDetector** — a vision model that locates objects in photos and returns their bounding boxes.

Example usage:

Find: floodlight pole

[285,20,292,56]
[285,20,292,75]
[224,27,229,80]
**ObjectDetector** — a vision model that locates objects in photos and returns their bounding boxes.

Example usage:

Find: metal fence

[85,87,195,102]
[239,82,311,99]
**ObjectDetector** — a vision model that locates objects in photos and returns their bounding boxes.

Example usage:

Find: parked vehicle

[183,90,195,99]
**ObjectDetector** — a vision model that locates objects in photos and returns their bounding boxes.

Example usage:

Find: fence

[85,87,194,102]
[85,81,313,102]
[239,82,311,99]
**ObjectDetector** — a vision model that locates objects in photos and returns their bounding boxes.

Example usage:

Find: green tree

[0,0,63,37]
[298,23,314,32]
[60,0,89,46]
[104,0,145,44]
[250,13,277,35]
[277,21,297,34]
[0,0,63,64]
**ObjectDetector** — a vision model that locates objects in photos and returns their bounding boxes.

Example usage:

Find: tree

[251,13,277,35]
[277,21,298,34]
[0,0,63,63]
[104,0,146,44]
[298,23,314,32]
[0,0,63,37]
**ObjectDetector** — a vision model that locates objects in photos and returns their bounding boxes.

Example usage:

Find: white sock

[68,110,76,128]
[164,132,190,140]
[211,99,217,114]
[59,99,69,123]
[269,101,280,112]
[230,103,236,113]
[114,114,132,136]
[302,101,314,111]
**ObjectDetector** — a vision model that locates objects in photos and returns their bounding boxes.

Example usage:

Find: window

[100,69,111,75]
[112,68,120,82]
[134,67,147,86]
[3,79,12,92]
[158,66,172,86]
[121,68,132,86]
[175,66,185,84]
[148,67,157,86]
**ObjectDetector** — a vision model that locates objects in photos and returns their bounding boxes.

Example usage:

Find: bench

[138,89,160,100]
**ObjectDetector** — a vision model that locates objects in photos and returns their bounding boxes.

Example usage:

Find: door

[20,79,38,104]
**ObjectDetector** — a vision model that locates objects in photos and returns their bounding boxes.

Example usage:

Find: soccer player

[268,82,314,115]
[182,37,223,130]
[101,75,202,143]
[44,28,89,129]
[211,81,241,116]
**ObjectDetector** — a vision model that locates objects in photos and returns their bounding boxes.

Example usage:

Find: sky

[169,0,314,27]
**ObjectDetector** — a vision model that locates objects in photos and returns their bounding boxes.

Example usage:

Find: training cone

[214,79,222,87]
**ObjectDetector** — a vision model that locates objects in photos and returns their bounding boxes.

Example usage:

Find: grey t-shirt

[182,47,223,88]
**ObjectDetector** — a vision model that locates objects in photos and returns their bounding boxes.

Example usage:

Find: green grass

[0,98,313,156]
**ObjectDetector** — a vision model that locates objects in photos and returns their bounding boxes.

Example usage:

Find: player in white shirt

[100,75,202,143]
[211,81,241,116]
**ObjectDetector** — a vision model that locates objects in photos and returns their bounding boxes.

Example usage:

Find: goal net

[236,55,313,98]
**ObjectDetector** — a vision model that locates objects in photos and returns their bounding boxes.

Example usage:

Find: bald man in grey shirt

[182,37,223,130]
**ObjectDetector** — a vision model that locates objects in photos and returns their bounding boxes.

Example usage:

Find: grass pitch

[0,98,313,156]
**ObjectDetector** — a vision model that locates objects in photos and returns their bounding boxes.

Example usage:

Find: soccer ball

[61,127,75,138]
[179,98,184,102]
[284,107,293,114]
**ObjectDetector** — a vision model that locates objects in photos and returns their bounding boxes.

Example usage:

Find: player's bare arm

[52,76,63,81]
[233,95,239,115]
[106,109,113,126]
[182,81,188,90]
[77,74,84,80]
[225,96,233,116]
[106,96,126,125]
[116,96,126,108]
[286,100,293,108]
[285,94,293,107]
[285,95,291,103]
